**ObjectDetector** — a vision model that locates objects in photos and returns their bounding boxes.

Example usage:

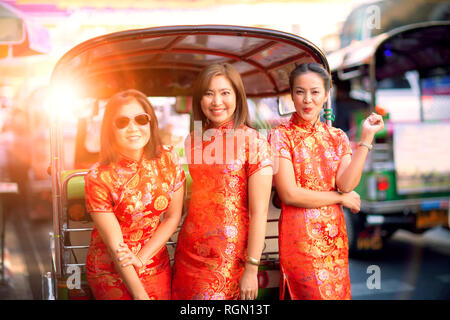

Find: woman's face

[292,72,329,125]
[201,75,237,127]
[113,99,151,160]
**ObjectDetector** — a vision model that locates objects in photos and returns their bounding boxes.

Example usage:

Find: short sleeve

[85,168,114,213]
[268,127,292,161]
[168,147,186,193]
[247,132,273,177]
[336,130,352,159]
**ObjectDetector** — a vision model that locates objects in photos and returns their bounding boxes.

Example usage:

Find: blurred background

[0,0,449,301]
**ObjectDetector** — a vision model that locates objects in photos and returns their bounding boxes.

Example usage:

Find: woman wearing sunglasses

[171,63,273,300]
[84,89,185,300]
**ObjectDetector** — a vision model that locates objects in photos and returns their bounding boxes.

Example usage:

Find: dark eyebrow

[295,86,320,90]
[206,88,232,92]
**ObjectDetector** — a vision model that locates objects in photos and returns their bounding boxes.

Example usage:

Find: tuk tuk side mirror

[277,94,295,116]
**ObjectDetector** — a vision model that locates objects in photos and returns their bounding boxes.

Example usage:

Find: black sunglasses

[114,113,151,129]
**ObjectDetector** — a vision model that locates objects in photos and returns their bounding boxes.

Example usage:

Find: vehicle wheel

[343,208,365,255]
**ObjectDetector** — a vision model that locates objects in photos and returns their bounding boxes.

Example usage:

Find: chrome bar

[63,228,93,232]
[41,272,55,300]
[63,263,86,267]
[63,245,89,249]
[50,98,63,282]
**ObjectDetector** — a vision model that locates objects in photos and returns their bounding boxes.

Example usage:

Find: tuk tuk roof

[51,25,329,99]
[329,21,450,81]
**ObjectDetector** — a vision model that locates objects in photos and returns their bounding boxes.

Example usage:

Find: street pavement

[1,201,449,300]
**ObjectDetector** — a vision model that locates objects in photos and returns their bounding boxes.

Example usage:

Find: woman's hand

[239,264,259,300]
[116,243,144,269]
[361,112,384,143]
[116,243,149,300]
[340,191,361,213]
[133,293,150,300]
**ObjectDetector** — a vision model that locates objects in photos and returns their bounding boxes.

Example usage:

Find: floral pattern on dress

[85,145,185,300]
[269,112,353,300]
[171,120,272,300]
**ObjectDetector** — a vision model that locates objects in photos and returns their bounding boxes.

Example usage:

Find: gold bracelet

[246,256,260,266]
[358,141,373,151]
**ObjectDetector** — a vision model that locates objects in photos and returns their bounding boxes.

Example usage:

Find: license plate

[416,209,449,229]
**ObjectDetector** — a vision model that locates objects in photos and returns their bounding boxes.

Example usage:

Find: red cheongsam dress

[85,145,185,300]
[171,120,272,300]
[269,112,353,300]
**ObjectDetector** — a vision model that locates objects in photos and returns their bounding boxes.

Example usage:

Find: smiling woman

[112,103,151,161]
[98,90,161,165]
[200,75,237,127]
[84,89,186,300]
[172,63,273,301]
[192,63,248,130]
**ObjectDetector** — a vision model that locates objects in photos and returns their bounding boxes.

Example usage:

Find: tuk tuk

[44,25,330,300]
[328,21,450,254]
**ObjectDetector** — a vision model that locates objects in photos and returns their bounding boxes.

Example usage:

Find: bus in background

[339,0,449,49]
[328,21,450,254]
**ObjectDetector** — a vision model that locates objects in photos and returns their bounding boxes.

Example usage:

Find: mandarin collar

[211,119,235,131]
[290,112,322,133]
[117,152,144,168]
[202,119,236,141]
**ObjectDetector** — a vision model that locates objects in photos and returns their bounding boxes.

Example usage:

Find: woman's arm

[336,112,384,193]
[239,166,273,300]
[90,212,149,300]
[274,157,361,212]
[118,148,185,269]
[275,157,341,206]
[132,184,185,265]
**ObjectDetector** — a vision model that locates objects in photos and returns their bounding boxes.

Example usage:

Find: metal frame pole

[49,85,64,297]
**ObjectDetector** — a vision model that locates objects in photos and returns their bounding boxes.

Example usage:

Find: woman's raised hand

[340,191,361,213]
[116,243,144,269]
[361,112,384,141]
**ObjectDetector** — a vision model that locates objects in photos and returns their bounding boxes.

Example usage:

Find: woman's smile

[201,75,237,127]
[126,134,142,141]
[113,100,151,160]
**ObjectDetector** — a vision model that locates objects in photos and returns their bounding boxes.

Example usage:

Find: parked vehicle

[328,21,450,254]
[44,25,330,300]
[338,0,449,49]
